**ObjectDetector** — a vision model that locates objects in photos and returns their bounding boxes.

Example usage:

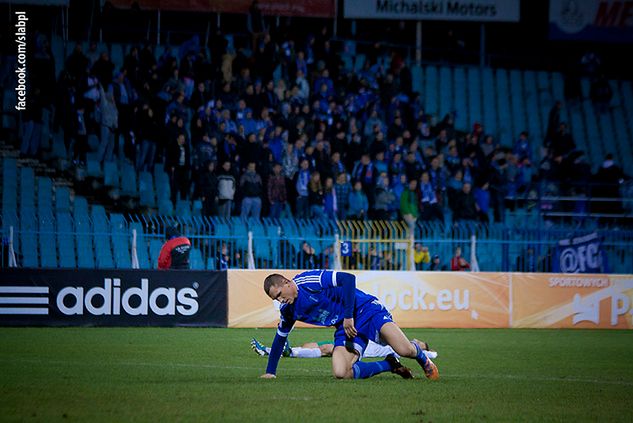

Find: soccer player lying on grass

[260,270,439,380]
[251,337,438,360]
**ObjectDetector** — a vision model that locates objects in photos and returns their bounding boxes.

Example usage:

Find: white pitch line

[2,357,633,386]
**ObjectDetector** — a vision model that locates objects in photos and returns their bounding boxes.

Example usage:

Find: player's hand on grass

[260,373,276,379]
[343,318,357,338]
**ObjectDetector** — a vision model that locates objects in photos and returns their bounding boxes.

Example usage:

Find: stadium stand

[1,10,632,272]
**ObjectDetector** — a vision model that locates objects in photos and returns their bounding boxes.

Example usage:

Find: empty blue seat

[19,213,38,267]
[154,166,171,203]
[2,158,17,188]
[120,162,138,197]
[74,196,89,218]
[91,205,109,232]
[138,171,156,207]
[467,67,482,125]
[158,199,174,216]
[51,131,67,160]
[453,67,467,129]
[37,177,53,218]
[438,66,455,116]
[411,65,423,94]
[149,239,163,268]
[19,167,35,212]
[103,161,119,187]
[111,213,131,269]
[481,67,497,135]
[190,247,204,270]
[175,200,192,218]
[495,69,512,144]
[424,65,439,115]
[39,214,57,268]
[20,231,38,267]
[2,159,17,218]
[75,215,95,268]
[94,238,115,268]
[55,186,71,213]
[192,200,203,216]
[86,152,102,178]
[57,211,76,268]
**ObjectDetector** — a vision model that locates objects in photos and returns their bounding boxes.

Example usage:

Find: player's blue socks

[411,341,428,367]
[352,360,392,379]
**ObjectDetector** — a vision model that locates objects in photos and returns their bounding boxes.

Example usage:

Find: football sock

[412,341,429,367]
[291,347,322,358]
[424,350,438,359]
[352,360,392,379]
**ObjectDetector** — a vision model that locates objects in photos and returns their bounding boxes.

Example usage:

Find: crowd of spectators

[15,24,630,230]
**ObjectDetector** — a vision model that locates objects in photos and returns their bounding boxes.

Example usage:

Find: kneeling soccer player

[259,270,439,380]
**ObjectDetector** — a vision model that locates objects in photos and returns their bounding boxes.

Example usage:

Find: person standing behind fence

[450,247,470,271]
[240,162,263,219]
[158,224,191,270]
[247,0,267,53]
[268,162,287,218]
[414,243,430,270]
[294,158,311,219]
[347,181,368,220]
[166,133,191,204]
[334,172,351,220]
[400,179,419,232]
[217,161,236,219]
[97,87,118,163]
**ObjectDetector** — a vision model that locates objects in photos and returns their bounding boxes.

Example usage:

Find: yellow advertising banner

[228,270,510,328]
[511,274,633,329]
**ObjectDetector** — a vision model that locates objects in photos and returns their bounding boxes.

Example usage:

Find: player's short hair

[264,274,286,295]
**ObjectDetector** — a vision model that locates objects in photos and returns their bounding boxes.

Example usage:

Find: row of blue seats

[411,66,632,170]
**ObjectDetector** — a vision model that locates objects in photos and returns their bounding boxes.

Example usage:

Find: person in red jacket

[450,247,470,271]
[158,224,191,269]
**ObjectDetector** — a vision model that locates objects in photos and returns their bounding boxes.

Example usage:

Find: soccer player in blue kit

[260,270,440,380]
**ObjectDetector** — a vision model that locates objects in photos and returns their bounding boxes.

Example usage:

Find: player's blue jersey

[276,270,377,336]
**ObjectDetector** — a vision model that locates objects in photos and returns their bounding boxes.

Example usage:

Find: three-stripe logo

[0,286,49,315]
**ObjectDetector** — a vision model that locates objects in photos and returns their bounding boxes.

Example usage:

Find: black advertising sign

[0,269,227,327]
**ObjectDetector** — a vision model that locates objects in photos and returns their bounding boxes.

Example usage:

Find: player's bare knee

[333,368,352,379]
[395,342,417,358]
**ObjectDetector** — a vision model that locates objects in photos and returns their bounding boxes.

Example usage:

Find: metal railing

[2,215,633,274]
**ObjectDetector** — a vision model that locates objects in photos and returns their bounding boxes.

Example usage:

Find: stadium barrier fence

[2,268,631,329]
[228,270,633,330]
[2,217,633,273]
[0,268,227,327]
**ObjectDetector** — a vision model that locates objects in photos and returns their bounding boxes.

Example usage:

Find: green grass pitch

[1,327,632,422]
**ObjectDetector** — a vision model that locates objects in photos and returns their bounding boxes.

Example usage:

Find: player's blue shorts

[333,299,393,357]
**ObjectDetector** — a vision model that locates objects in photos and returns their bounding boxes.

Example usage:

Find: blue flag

[553,232,608,274]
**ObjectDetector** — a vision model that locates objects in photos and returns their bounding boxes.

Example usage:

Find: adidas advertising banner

[0,269,227,327]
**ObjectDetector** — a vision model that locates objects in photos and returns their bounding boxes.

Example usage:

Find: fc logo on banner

[555,233,605,273]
